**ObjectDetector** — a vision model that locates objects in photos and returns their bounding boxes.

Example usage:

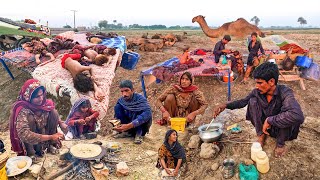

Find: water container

[251,142,262,162]
[255,151,270,173]
[295,56,312,68]
[120,52,140,70]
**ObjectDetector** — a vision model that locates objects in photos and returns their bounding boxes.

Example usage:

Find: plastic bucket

[170,118,186,132]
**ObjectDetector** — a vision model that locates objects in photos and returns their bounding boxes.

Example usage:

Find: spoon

[205,117,216,131]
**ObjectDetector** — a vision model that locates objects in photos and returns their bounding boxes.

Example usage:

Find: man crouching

[113,80,152,144]
[213,62,304,157]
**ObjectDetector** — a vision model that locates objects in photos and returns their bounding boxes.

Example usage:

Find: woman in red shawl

[9,79,65,157]
[156,71,208,125]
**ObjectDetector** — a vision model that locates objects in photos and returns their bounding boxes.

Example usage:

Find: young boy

[60,53,105,101]
[178,46,191,64]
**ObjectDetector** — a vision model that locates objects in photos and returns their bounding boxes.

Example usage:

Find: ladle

[205,117,217,131]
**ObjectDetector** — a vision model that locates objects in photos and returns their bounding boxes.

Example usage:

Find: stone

[188,135,201,149]
[116,162,129,176]
[28,164,42,178]
[211,162,220,171]
[199,143,220,159]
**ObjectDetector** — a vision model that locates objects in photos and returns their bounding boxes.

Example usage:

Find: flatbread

[70,144,102,159]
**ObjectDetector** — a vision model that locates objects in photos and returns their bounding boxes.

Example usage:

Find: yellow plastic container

[170,118,186,132]
[256,151,270,173]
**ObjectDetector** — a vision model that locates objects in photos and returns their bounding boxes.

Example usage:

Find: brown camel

[139,39,165,52]
[141,33,148,39]
[151,33,162,39]
[192,15,265,39]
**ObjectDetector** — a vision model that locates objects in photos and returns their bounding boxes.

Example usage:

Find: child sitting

[65,98,99,139]
[229,51,244,76]
[178,46,192,64]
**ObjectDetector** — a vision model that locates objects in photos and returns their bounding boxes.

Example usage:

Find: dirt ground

[0,30,319,179]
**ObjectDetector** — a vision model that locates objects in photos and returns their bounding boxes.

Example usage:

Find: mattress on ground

[31,49,122,120]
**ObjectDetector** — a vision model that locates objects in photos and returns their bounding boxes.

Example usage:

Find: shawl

[118,93,151,112]
[164,130,186,162]
[65,98,91,138]
[9,79,55,155]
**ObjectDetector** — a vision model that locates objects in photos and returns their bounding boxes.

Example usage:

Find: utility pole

[70,10,77,29]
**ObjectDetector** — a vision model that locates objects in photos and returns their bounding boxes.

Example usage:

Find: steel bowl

[198,123,223,143]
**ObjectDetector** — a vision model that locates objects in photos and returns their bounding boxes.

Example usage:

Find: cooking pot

[198,123,223,143]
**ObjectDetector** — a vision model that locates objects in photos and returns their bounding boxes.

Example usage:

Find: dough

[70,144,102,158]
[17,160,27,169]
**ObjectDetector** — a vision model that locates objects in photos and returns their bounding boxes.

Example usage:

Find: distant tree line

[96,20,200,30]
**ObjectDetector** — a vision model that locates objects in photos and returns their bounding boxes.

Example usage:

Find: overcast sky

[1,0,320,28]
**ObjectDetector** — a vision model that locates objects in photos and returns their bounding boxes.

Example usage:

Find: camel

[192,15,265,39]
[161,33,178,42]
[151,33,162,39]
[141,33,148,39]
[139,39,165,52]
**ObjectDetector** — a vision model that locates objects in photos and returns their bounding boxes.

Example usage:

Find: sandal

[156,119,167,126]
[134,135,143,144]
[49,145,59,155]
[114,132,131,139]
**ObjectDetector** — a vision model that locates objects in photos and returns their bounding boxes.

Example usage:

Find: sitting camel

[139,39,165,52]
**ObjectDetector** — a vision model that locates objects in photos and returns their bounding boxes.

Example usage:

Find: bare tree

[250,16,260,26]
[297,17,307,27]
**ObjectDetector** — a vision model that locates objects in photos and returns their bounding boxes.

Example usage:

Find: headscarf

[164,129,186,162]
[9,79,55,155]
[118,93,151,112]
[65,98,91,138]
[173,71,198,93]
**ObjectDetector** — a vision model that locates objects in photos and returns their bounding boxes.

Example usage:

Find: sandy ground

[0,30,320,179]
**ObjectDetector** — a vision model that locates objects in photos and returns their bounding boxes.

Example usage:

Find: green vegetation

[0,26,50,38]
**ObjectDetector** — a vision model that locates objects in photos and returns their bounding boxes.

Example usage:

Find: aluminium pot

[198,123,223,143]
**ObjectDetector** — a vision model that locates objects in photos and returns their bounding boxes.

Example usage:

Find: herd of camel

[126,32,188,52]
[125,15,266,52]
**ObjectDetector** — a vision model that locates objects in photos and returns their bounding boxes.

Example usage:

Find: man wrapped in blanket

[113,80,152,144]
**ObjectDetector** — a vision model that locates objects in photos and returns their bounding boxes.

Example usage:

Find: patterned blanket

[141,52,226,77]
[32,49,121,120]
[100,36,127,53]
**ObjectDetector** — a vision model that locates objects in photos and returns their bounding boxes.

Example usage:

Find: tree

[113,20,117,24]
[63,24,72,28]
[98,20,108,30]
[250,16,260,26]
[297,17,307,27]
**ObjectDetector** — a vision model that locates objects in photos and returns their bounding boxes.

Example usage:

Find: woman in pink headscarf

[9,79,65,157]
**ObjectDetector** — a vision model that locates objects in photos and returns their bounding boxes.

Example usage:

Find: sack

[239,163,259,180]
[301,62,320,81]
[282,57,294,71]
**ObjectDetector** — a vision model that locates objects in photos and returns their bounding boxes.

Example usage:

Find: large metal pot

[198,123,223,143]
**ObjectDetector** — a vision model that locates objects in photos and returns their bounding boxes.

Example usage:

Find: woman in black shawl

[157,129,186,177]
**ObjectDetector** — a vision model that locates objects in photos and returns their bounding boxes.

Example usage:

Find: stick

[37,148,47,180]
[46,162,74,180]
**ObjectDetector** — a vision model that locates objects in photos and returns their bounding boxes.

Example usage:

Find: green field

[0,26,50,38]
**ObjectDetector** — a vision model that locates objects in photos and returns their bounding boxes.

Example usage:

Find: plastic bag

[221,55,228,65]
[301,62,320,81]
[239,163,259,180]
